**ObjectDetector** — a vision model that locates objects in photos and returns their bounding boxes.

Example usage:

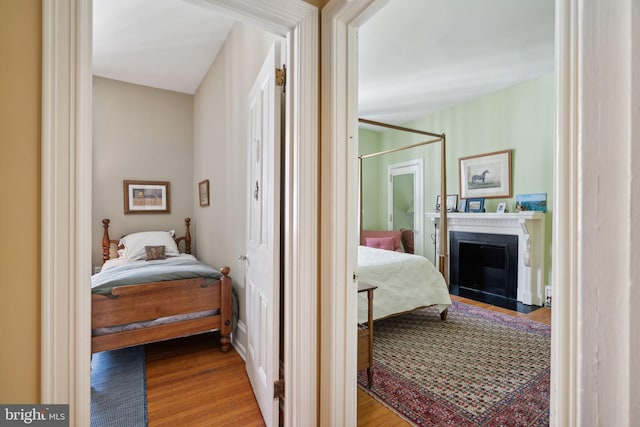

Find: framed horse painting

[458,149,512,199]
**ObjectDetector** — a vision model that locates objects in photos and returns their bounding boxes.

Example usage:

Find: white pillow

[119,231,180,260]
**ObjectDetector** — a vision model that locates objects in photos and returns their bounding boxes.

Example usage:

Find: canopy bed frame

[357,118,450,322]
[358,118,449,281]
[91,218,233,354]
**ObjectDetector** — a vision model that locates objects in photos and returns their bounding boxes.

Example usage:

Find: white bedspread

[357,245,451,323]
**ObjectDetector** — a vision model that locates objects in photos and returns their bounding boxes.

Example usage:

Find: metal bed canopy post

[357,118,449,282]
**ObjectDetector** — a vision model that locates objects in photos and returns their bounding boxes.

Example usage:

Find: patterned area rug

[91,346,148,426]
[358,300,550,426]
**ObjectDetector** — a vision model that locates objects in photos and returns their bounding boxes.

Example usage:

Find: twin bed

[91,218,233,354]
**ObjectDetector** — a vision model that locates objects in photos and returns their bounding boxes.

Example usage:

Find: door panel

[245,43,281,427]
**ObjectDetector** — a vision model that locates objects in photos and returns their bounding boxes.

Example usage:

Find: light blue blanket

[91,257,223,297]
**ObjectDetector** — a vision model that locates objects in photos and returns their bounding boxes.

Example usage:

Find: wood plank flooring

[142,296,551,426]
[145,333,265,426]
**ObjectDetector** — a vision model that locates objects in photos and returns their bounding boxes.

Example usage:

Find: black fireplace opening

[450,231,535,312]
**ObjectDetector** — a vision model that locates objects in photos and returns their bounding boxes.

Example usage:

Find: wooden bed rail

[101,218,193,263]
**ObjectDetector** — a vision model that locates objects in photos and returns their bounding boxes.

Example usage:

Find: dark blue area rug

[91,346,148,427]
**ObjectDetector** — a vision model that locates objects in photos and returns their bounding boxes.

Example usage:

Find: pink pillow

[365,236,396,251]
[361,230,403,251]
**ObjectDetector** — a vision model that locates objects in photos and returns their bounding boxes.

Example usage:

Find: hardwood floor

[145,333,265,426]
[142,297,551,426]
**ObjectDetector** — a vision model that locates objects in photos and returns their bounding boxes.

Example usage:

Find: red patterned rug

[358,300,550,426]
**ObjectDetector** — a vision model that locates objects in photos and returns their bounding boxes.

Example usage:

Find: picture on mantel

[515,193,547,212]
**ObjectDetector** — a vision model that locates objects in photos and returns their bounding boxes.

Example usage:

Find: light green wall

[359,73,554,285]
[359,128,384,229]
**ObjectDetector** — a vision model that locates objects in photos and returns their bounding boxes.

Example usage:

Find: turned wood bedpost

[102,219,111,264]
[219,266,232,352]
[184,217,191,254]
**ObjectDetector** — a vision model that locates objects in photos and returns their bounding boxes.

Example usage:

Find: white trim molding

[320,0,383,424]
[42,1,93,424]
[43,1,318,426]
[553,0,640,425]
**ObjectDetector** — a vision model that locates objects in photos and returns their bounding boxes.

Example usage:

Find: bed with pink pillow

[358,229,451,322]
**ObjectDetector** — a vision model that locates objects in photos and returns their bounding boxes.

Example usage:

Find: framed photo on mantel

[465,197,485,213]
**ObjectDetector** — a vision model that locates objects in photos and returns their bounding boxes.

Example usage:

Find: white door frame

[42,1,318,426]
[322,0,640,425]
[387,159,424,255]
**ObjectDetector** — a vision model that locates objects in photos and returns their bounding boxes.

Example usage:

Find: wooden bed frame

[92,218,233,353]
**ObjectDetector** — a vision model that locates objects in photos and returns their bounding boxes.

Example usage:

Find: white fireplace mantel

[426,212,545,306]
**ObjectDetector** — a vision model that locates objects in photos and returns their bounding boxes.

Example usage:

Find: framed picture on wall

[199,179,210,207]
[458,149,512,199]
[124,180,170,214]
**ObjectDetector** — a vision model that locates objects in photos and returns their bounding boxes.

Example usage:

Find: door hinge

[274,379,285,399]
[353,271,359,281]
[276,65,286,91]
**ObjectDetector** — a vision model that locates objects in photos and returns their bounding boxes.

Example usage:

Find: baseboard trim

[232,320,247,361]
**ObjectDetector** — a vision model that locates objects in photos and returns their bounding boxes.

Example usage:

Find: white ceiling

[93,0,555,123]
[358,0,555,125]
[93,0,236,94]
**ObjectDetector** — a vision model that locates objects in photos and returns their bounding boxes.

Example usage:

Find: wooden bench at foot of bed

[91,267,233,354]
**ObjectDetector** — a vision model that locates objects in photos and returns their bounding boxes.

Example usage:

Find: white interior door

[387,159,424,255]
[245,43,282,427]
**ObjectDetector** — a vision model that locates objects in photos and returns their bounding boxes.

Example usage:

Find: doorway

[42,1,318,425]
[387,160,423,255]
[320,0,562,425]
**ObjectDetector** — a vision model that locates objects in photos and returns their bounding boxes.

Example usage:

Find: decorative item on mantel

[516,193,547,212]
[436,194,458,213]
[465,197,485,213]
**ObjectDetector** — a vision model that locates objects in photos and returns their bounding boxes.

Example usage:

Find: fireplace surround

[450,231,519,308]
[427,212,545,307]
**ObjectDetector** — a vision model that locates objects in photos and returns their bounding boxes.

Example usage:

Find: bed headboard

[101,218,192,264]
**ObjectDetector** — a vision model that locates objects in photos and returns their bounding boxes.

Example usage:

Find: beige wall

[0,0,41,403]
[92,77,194,267]
[193,23,283,351]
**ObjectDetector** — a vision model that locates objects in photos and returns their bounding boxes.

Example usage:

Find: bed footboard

[91,268,233,353]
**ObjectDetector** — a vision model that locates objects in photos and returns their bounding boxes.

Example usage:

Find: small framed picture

[457,199,467,213]
[465,197,485,213]
[436,194,459,212]
[496,202,506,213]
[198,179,210,207]
[123,180,170,214]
